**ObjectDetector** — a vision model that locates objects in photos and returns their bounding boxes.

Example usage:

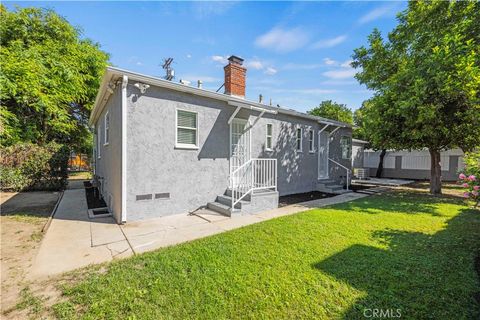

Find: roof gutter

[89,66,352,128]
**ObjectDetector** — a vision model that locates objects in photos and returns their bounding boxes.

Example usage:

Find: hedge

[0,142,69,191]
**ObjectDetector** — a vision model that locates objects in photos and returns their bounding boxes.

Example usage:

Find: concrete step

[224,188,251,201]
[317,179,335,184]
[207,201,232,217]
[216,194,250,209]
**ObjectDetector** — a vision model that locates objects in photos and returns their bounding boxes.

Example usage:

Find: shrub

[0,142,69,191]
[458,151,480,207]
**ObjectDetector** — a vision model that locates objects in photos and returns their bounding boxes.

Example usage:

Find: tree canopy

[0,5,109,152]
[352,0,480,194]
[308,100,353,125]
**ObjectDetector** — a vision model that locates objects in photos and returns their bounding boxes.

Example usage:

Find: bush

[0,142,69,191]
[458,151,480,207]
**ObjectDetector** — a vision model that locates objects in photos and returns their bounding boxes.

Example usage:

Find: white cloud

[186,54,192,59]
[211,55,229,64]
[341,59,353,68]
[264,67,277,75]
[255,27,309,53]
[246,60,264,70]
[322,68,357,79]
[323,58,337,66]
[358,3,399,25]
[312,35,347,49]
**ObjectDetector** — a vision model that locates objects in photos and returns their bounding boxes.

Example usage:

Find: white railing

[230,158,277,210]
[328,158,351,190]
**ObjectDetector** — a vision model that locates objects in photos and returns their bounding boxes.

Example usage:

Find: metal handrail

[328,158,351,190]
[231,158,277,210]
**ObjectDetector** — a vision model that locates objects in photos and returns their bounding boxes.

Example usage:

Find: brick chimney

[224,55,246,98]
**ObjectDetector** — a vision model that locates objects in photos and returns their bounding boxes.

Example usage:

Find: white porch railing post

[231,158,278,210]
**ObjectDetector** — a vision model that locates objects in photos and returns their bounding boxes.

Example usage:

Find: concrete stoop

[317,179,352,194]
[208,189,279,217]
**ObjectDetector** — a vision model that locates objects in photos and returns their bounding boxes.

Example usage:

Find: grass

[8,212,46,225]
[52,190,479,319]
[7,287,44,316]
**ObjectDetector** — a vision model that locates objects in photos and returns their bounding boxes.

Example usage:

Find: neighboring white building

[362,148,464,181]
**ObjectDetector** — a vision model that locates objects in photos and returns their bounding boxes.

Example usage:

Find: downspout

[121,75,128,223]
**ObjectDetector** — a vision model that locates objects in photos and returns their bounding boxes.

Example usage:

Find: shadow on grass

[313,208,480,319]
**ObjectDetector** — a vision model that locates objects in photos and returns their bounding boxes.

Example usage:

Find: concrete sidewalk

[29,190,368,278]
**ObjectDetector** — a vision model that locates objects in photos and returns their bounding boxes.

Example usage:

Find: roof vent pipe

[259,94,263,103]
[197,80,203,89]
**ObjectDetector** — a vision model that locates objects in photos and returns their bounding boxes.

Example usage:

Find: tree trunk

[376,149,387,178]
[429,148,442,195]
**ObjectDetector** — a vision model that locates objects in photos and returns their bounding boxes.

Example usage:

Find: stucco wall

[126,84,231,220]
[94,86,123,222]
[125,82,352,220]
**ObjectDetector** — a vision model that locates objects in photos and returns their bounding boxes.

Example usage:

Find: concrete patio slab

[28,189,133,279]
[352,177,414,186]
[29,188,372,278]
[90,216,126,247]
[191,208,230,223]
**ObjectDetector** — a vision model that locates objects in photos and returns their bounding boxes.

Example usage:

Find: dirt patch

[0,191,59,315]
[279,191,335,207]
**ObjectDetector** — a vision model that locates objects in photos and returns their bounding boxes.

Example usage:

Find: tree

[354,98,398,178]
[308,100,353,124]
[352,0,480,195]
[0,6,109,153]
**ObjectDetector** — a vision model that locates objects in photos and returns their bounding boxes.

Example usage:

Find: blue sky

[6,1,407,112]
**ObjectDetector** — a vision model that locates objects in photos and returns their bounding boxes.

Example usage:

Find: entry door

[318,131,329,179]
[230,119,251,173]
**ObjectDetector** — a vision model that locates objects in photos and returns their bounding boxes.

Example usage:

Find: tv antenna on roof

[162,58,175,81]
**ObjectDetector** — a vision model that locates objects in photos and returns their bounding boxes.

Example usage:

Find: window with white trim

[308,129,315,153]
[104,111,110,145]
[296,127,302,151]
[266,123,273,150]
[340,136,352,159]
[176,109,198,148]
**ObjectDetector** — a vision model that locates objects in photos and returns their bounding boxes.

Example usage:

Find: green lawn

[54,190,479,319]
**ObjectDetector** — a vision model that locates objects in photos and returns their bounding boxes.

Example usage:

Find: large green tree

[308,100,353,125]
[352,0,480,195]
[0,6,109,152]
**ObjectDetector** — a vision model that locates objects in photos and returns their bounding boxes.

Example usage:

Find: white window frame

[296,127,303,152]
[308,129,315,153]
[175,108,199,149]
[265,123,273,151]
[97,127,101,159]
[104,111,109,146]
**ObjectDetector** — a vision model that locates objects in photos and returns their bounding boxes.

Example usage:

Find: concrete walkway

[29,190,368,278]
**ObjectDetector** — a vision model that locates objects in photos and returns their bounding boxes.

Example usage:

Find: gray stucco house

[89,56,353,223]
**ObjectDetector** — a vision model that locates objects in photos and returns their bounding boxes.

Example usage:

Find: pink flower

[468,175,476,181]
[459,173,466,179]
[474,186,480,191]
[463,192,471,198]
[472,191,479,197]
[462,183,469,188]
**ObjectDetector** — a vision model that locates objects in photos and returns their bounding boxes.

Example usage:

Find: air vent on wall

[136,194,152,201]
[155,193,170,200]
